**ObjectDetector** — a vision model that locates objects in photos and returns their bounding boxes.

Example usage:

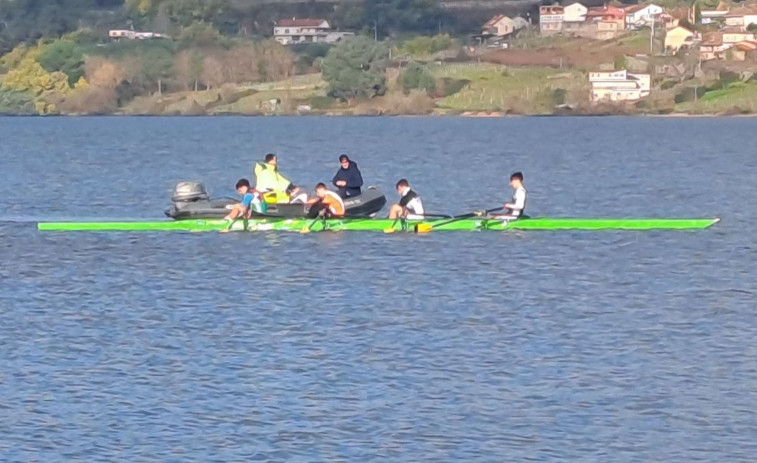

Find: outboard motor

[172,181,209,203]
[165,181,236,219]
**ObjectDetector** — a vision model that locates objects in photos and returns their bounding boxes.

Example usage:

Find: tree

[177,21,225,48]
[694,3,702,24]
[322,36,389,101]
[37,40,84,86]
[399,61,435,93]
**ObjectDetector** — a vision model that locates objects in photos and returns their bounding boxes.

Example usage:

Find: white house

[274,18,332,45]
[109,30,169,40]
[724,6,757,29]
[589,69,651,102]
[563,3,588,23]
[701,10,728,25]
[624,4,663,29]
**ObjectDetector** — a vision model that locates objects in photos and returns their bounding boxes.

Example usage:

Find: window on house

[285,29,290,34]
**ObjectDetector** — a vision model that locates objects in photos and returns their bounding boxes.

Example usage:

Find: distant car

[486,42,509,49]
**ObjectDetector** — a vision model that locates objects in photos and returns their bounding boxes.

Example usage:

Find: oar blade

[414,223,433,234]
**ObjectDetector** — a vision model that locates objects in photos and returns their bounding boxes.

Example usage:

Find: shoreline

[1,111,754,118]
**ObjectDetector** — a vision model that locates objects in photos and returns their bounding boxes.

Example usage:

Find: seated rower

[388,178,424,220]
[224,178,266,221]
[254,153,306,203]
[307,183,346,218]
[492,171,527,220]
[332,154,363,198]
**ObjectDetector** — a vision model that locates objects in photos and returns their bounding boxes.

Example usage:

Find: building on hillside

[722,26,756,43]
[724,5,757,29]
[109,30,169,40]
[596,20,622,40]
[699,32,728,60]
[586,6,626,28]
[664,26,695,52]
[623,4,663,29]
[539,5,565,35]
[589,69,651,102]
[273,18,352,45]
[730,41,757,60]
[701,9,728,25]
[661,6,694,30]
[563,3,588,22]
[700,31,757,60]
[482,14,528,37]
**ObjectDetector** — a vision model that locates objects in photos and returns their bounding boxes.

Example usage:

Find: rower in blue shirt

[224,178,266,222]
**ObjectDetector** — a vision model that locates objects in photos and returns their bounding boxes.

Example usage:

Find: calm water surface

[1,116,755,462]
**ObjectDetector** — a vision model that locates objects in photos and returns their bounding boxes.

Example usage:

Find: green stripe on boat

[37,217,720,232]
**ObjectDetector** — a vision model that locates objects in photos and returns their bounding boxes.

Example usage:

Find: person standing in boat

[254,153,306,203]
[388,179,424,220]
[308,183,346,218]
[332,154,363,198]
[224,178,266,221]
[492,171,527,220]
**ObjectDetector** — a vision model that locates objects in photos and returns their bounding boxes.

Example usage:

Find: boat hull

[165,187,387,219]
[37,217,721,232]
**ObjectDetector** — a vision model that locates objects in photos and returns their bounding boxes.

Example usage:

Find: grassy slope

[432,63,584,113]
[676,82,757,114]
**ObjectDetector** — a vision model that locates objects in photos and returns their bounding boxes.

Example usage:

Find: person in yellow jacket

[254,153,305,203]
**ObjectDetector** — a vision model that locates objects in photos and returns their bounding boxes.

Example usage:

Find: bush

[434,77,469,97]
[37,40,84,86]
[613,55,627,70]
[674,87,706,104]
[399,61,435,93]
[551,88,567,106]
[0,87,37,115]
[660,80,677,90]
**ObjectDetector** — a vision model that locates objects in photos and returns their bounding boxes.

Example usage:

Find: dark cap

[339,154,350,162]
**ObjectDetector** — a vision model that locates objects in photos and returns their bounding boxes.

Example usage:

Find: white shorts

[406,214,424,221]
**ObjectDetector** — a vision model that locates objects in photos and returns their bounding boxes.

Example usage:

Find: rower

[492,171,527,220]
[308,183,346,218]
[224,178,266,221]
[332,154,364,198]
[388,178,424,220]
[254,153,306,203]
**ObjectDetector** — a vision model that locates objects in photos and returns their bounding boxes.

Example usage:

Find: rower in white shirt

[492,171,527,220]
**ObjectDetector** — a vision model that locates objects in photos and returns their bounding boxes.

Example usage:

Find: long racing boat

[37,217,721,232]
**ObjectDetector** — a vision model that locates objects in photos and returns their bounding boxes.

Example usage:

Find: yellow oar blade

[383,228,396,234]
[415,223,433,234]
[300,227,311,234]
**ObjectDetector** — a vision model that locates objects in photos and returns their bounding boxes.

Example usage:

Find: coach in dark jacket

[332,154,363,198]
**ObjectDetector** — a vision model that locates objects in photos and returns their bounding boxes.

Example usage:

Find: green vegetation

[432,64,585,113]
[322,36,389,101]
[399,62,436,93]
[37,41,85,86]
[676,81,757,114]
[0,87,36,115]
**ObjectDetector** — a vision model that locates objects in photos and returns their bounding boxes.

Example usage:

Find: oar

[219,216,240,233]
[414,207,503,234]
[383,218,401,234]
[300,214,326,234]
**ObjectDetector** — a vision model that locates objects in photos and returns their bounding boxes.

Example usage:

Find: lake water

[1,116,755,462]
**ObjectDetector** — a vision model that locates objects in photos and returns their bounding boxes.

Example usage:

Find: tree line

[0,0,496,54]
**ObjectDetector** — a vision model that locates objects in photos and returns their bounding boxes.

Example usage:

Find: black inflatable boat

[165,182,387,220]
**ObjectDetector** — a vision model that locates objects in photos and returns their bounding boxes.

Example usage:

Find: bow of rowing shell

[37,217,721,232]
